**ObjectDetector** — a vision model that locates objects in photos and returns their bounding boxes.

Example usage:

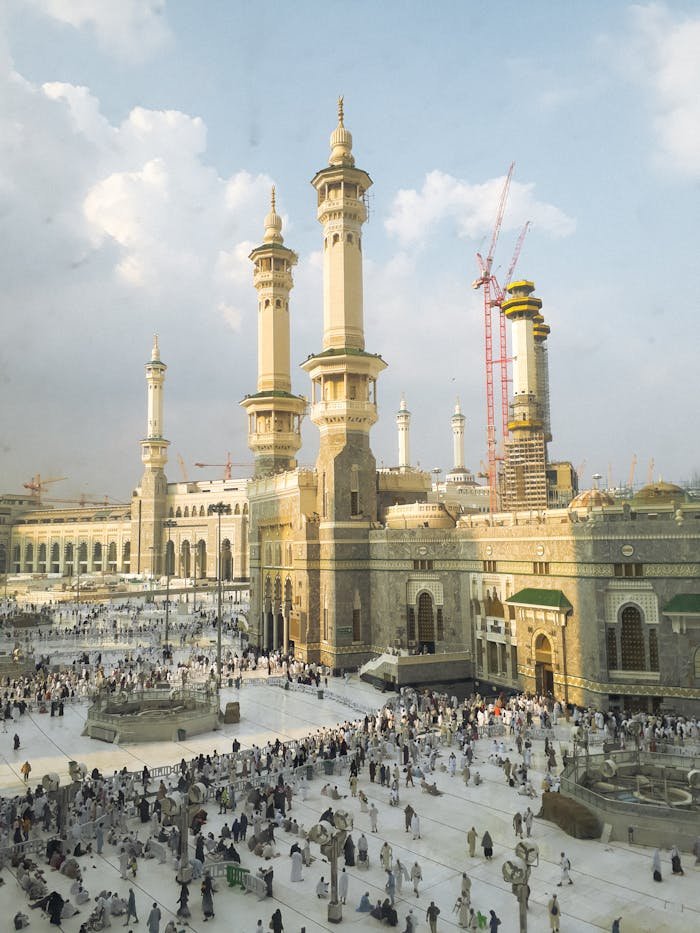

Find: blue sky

[1,1,699,500]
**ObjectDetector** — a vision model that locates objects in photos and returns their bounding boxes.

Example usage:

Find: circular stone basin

[633,786,693,807]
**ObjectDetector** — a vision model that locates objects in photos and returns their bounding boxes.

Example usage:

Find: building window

[407,606,416,642]
[323,607,328,642]
[483,560,496,573]
[436,607,444,641]
[352,608,361,642]
[510,645,518,678]
[648,629,659,671]
[487,641,498,673]
[620,605,646,670]
[606,626,618,669]
[350,464,360,516]
[533,561,550,575]
[614,563,643,577]
[695,648,700,679]
[412,559,433,571]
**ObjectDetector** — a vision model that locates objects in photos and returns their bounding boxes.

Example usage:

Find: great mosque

[2,102,699,715]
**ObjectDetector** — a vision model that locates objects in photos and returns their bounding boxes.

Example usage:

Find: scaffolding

[501,433,548,511]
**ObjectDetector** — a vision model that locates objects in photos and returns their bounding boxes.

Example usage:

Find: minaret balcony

[310,398,378,426]
[249,431,302,453]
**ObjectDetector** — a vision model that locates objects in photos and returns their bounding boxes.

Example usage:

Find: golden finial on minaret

[263,185,283,244]
[329,95,353,166]
[151,333,160,361]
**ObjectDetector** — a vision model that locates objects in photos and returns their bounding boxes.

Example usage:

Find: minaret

[300,98,386,669]
[533,312,552,443]
[451,397,466,471]
[241,188,305,477]
[302,97,387,521]
[501,281,548,510]
[396,394,411,470]
[136,335,169,574]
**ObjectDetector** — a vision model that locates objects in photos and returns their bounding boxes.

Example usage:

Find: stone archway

[417,591,436,654]
[534,632,554,695]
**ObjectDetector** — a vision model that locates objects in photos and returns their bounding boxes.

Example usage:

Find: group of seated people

[356,893,398,926]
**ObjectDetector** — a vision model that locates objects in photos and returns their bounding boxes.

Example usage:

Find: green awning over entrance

[662,594,700,615]
[506,588,573,611]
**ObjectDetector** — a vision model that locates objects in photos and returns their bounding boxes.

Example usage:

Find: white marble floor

[1,676,698,933]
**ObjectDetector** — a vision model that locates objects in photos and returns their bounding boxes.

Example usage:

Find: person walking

[380,841,393,871]
[201,871,215,921]
[20,760,31,782]
[411,811,421,840]
[524,807,534,838]
[426,900,440,932]
[611,918,622,933]
[385,868,396,905]
[547,893,561,932]
[147,902,161,933]
[558,851,573,886]
[370,803,379,833]
[124,888,138,926]
[467,826,478,858]
[513,811,523,838]
[270,907,284,933]
[404,803,415,833]
[411,860,423,897]
[488,909,502,932]
[338,867,349,905]
[481,830,493,860]
[460,872,471,904]
[652,848,662,882]
[177,883,190,918]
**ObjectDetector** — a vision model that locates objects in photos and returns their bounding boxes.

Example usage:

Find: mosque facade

[2,105,699,716]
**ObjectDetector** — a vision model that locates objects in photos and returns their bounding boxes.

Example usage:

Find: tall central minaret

[134,335,169,574]
[301,99,386,668]
[397,395,411,470]
[302,97,386,521]
[241,188,305,477]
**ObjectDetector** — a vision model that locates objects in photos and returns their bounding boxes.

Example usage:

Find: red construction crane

[473,164,530,513]
[23,474,67,503]
[194,453,252,480]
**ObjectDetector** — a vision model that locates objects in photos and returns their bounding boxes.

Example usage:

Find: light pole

[210,502,231,691]
[308,811,353,923]
[163,519,177,655]
[502,841,539,933]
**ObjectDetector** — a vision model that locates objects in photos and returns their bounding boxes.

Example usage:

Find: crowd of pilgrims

[0,597,698,929]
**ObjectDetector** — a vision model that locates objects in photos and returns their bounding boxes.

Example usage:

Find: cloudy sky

[2,1,699,502]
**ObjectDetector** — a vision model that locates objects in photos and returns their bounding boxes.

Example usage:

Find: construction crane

[472,164,530,512]
[176,453,190,483]
[43,495,127,507]
[194,453,253,480]
[23,474,67,504]
[647,457,655,485]
[628,453,637,491]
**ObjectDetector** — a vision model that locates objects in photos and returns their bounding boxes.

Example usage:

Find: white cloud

[26,0,171,60]
[622,3,700,176]
[384,169,575,249]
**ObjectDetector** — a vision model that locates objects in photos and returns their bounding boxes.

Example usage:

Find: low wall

[560,750,699,852]
[361,651,473,689]
[82,688,221,743]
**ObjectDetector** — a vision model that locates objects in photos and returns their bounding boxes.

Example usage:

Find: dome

[569,488,615,509]
[632,481,687,505]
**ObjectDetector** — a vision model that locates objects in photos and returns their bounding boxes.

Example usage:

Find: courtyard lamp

[209,502,231,691]
[163,519,177,653]
[502,840,539,933]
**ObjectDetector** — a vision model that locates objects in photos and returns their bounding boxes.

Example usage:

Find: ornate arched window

[620,605,645,670]
[648,628,659,671]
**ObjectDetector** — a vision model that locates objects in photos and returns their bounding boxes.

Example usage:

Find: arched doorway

[534,633,554,695]
[180,540,191,578]
[221,539,232,581]
[51,542,60,573]
[417,592,435,654]
[196,540,207,579]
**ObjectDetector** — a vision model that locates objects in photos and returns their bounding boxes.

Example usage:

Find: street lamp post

[502,841,539,933]
[308,811,353,923]
[210,502,231,691]
[163,519,177,655]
